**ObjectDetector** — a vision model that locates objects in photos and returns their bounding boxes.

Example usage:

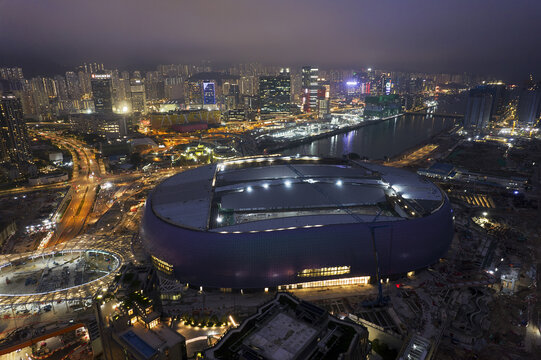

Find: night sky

[1,0,540,80]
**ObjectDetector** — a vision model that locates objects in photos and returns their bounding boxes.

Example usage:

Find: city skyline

[1,1,540,81]
[0,2,540,359]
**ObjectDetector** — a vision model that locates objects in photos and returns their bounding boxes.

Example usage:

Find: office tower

[225,83,240,110]
[301,66,318,112]
[240,75,258,96]
[317,84,330,118]
[464,90,493,133]
[0,93,32,165]
[202,81,216,105]
[130,78,146,113]
[186,81,203,107]
[382,75,392,95]
[91,72,113,113]
[517,81,541,125]
[258,68,291,113]
[318,98,330,118]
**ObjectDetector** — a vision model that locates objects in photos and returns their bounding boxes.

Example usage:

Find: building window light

[298,266,351,278]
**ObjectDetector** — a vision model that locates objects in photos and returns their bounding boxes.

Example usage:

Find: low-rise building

[28,172,68,186]
[204,292,370,359]
[114,323,187,360]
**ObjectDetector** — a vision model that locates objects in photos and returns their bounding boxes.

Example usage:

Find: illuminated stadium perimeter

[142,155,454,291]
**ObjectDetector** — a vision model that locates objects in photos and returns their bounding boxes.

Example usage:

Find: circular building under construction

[141,156,454,291]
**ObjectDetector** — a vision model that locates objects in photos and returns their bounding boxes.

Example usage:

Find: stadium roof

[150,156,445,232]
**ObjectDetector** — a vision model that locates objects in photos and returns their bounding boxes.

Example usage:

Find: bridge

[406,110,464,119]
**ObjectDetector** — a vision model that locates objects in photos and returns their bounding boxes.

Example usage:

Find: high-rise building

[301,66,318,112]
[517,81,541,125]
[65,71,81,100]
[145,71,164,101]
[469,83,507,121]
[164,76,184,100]
[91,72,113,113]
[317,84,330,119]
[53,75,69,101]
[464,91,493,133]
[258,68,291,113]
[202,81,216,105]
[0,93,32,165]
[78,71,92,97]
[79,62,104,74]
[186,81,203,107]
[0,67,24,80]
[130,78,146,113]
[225,83,240,110]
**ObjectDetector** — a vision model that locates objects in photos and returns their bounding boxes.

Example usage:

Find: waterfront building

[364,94,401,118]
[301,66,318,112]
[258,68,291,113]
[91,72,113,113]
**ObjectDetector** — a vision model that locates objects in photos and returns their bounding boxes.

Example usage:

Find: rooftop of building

[117,323,185,360]
[150,156,445,232]
[205,292,368,360]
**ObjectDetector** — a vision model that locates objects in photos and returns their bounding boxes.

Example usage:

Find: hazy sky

[1,0,540,80]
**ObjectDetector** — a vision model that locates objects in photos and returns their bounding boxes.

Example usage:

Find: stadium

[141,155,454,291]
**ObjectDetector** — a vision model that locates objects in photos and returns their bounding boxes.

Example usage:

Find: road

[2,130,191,250]
[33,132,102,248]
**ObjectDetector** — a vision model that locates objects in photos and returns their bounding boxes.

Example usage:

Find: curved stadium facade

[141,156,453,291]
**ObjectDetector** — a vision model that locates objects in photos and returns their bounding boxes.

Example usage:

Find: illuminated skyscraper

[259,68,291,113]
[203,81,216,105]
[186,80,203,107]
[130,78,146,113]
[91,72,113,113]
[301,66,318,112]
[0,93,31,165]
